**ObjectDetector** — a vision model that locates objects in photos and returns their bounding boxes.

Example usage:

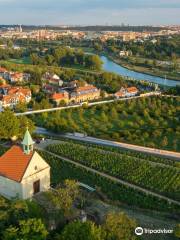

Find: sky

[0,0,180,25]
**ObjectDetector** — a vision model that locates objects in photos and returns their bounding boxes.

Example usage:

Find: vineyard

[38,150,180,213]
[56,137,179,167]
[46,142,180,201]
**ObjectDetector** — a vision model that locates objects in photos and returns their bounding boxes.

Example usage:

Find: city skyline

[0,0,180,25]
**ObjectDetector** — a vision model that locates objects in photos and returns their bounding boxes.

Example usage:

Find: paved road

[35,127,180,161]
[38,148,180,206]
[15,92,161,116]
[65,135,180,160]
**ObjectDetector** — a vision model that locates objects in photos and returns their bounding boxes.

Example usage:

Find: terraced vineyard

[56,137,179,167]
[39,150,180,213]
[46,142,180,201]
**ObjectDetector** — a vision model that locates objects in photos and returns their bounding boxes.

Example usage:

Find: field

[33,96,180,151]
[8,57,31,65]
[38,149,180,213]
[46,142,180,201]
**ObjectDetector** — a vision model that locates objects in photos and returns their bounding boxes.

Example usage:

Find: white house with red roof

[115,87,139,98]
[0,129,50,199]
[43,72,63,87]
[0,87,31,109]
[51,91,69,105]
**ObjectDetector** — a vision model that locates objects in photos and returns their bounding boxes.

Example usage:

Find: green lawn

[8,57,31,65]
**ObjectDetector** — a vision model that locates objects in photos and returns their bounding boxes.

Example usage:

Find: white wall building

[0,129,50,199]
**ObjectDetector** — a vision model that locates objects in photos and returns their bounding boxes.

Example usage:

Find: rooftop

[0,146,33,182]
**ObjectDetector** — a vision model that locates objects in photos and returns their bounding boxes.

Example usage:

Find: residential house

[0,67,8,78]
[0,87,31,109]
[115,87,138,98]
[51,91,69,105]
[0,129,50,199]
[43,84,57,94]
[70,85,100,103]
[119,51,131,57]
[8,72,24,83]
[43,72,63,87]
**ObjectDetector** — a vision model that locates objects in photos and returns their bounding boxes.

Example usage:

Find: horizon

[0,0,180,25]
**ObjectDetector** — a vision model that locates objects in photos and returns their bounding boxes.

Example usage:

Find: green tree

[0,109,19,140]
[7,40,13,48]
[86,55,102,70]
[103,212,137,240]
[47,180,79,217]
[3,218,48,240]
[30,53,40,65]
[57,221,103,240]
[174,224,180,238]
[161,136,168,148]
[15,102,28,113]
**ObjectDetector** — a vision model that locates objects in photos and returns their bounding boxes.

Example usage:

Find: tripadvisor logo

[135,227,143,236]
[135,226,173,236]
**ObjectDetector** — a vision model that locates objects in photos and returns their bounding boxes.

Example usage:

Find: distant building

[70,85,100,103]
[0,129,50,199]
[0,68,30,83]
[43,72,63,87]
[8,72,24,83]
[51,91,69,105]
[115,87,138,98]
[119,51,131,57]
[0,87,31,109]
[0,67,8,78]
[43,84,57,94]
[122,32,136,42]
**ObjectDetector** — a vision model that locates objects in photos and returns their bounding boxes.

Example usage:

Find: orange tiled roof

[0,84,10,89]
[51,93,68,100]
[127,87,138,93]
[10,72,23,78]
[115,91,124,97]
[8,87,31,96]
[0,67,7,72]
[0,146,33,182]
[76,85,97,92]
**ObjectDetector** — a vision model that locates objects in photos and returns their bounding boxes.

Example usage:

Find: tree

[30,53,40,65]
[0,110,35,140]
[111,107,118,119]
[45,54,54,65]
[86,55,102,70]
[0,109,19,140]
[3,226,19,240]
[47,180,79,217]
[9,200,29,225]
[174,224,180,238]
[15,102,28,113]
[7,40,13,48]
[57,221,103,240]
[161,136,168,148]
[0,197,9,232]
[39,99,52,109]
[3,218,48,240]
[103,212,137,240]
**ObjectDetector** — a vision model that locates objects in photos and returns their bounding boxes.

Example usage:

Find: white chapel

[0,129,50,199]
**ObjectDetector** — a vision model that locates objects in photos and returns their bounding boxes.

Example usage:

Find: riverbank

[107,54,180,82]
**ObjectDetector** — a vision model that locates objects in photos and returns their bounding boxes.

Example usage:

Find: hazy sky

[0,0,180,25]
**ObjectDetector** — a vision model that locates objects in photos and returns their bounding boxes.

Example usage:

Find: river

[100,56,180,87]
